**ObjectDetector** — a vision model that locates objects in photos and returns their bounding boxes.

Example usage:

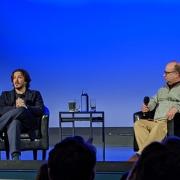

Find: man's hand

[141,104,149,113]
[16,98,27,108]
[166,107,178,121]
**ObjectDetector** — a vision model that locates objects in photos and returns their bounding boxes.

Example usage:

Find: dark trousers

[0,107,36,155]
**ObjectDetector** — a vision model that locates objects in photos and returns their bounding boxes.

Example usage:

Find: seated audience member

[127,138,180,180]
[36,163,49,180]
[48,136,96,180]
[130,61,180,161]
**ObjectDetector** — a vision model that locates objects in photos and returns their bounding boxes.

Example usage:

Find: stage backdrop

[0,0,180,127]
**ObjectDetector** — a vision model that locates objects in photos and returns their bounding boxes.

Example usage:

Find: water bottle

[81,91,89,112]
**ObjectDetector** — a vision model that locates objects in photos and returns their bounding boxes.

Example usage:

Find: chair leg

[133,135,139,152]
[6,150,10,160]
[42,150,46,160]
[33,150,37,160]
[4,133,10,160]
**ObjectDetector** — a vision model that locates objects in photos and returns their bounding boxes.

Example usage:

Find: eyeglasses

[164,71,177,75]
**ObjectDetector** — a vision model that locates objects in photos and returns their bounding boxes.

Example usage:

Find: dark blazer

[0,89,44,119]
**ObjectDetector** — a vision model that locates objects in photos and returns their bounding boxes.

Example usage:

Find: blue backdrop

[0,0,180,127]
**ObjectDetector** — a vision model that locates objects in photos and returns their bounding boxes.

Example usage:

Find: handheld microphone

[143,96,150,117]
[143,96,150,106]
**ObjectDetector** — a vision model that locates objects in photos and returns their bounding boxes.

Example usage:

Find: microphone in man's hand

[144,96,150,106]
[143,96,150,116]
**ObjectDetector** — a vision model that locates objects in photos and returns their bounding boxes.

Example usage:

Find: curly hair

[11,69,31,89]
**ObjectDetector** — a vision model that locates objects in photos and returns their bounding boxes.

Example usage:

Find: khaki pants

[134,119,167,154]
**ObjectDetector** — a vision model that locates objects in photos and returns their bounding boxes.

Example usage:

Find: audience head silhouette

[36,163,49,180]
[163,135,180,156]
[48,136,96,180]
[127,136,180,180]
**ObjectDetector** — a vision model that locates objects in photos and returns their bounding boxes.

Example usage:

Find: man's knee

[156,121,167,133]
[13,107,26,114]
[8,120,21,130]
[12,108,28,120]
[134,120,143,128]
[6,107,26,117]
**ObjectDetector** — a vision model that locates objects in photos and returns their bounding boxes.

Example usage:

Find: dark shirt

[15,93,25,100]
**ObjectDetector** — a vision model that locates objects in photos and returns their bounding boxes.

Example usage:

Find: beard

[14,83,26,91]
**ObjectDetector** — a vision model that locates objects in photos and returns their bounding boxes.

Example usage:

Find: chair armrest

[41,106,50,137]
[168,113,180,136]
[133,110,156,122]
[133,111,143,122]
[41,115,49,138]
[40,106,49,147]
[167,120,174,136]
[40,108,49,149]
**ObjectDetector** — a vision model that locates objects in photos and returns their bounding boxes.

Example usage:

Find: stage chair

[133,109,180,151]
[0,106,49,160]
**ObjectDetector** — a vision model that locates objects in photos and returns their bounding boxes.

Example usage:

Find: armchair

[0,106,49,160]
[133,110,180,151]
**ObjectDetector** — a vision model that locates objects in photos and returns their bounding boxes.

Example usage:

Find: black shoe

[12,152,21,160]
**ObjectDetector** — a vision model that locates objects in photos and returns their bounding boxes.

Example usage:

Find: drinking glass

[90,99,96,112]
[68,101,76,112]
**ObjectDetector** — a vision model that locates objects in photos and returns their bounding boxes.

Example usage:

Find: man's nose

[14,78,18,83]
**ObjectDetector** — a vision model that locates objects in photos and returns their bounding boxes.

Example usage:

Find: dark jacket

[0,89,44,125]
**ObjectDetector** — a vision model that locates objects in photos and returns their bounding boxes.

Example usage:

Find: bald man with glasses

[130,61,180,161]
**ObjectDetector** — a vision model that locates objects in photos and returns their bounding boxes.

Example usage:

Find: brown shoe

[128,153,139,162]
